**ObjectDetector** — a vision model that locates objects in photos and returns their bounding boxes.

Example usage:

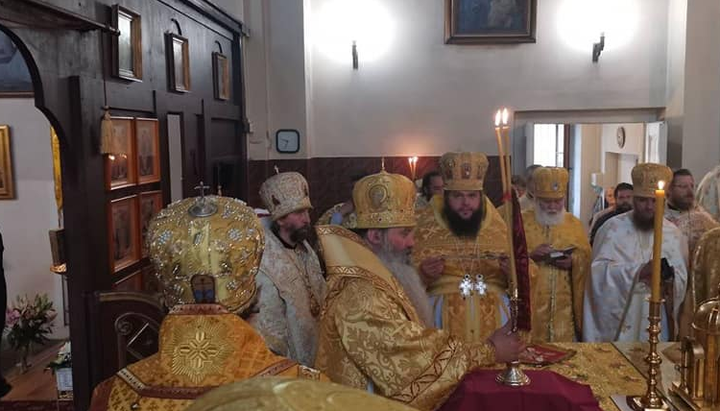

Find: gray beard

[533,207,566,226]
[376,248,434,328]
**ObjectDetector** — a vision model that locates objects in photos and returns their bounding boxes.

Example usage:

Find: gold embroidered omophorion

[412,195,510,343]
[315,225,496,411]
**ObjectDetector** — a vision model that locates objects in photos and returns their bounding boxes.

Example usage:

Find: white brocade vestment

[249,226,327,366]
[583,212,688,342]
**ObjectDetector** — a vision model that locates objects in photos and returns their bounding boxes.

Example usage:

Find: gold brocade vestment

[521,211,590,342]
[315,226,496,411]
[412,195,510,343]
[90,305,325,411]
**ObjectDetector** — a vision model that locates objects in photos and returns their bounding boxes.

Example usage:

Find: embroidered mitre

[259,172,313,220]
[148,196,264,313]
[533,167,569,199]
[632,163,672,198]
[353,170,416,229]
[440,152,489,191]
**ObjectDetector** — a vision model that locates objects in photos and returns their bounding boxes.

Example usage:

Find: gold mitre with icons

[631,163,672,198]
[147,195,264,313]
[187,377,417,411]
[440,152,490,191]
[259,171,313,220]
[353,169,416,229]
[533,167,569,199]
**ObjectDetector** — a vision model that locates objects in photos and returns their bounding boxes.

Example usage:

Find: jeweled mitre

[147,195,264,313]
[533,167,569,199]
[440,152,489,191]
[260,171,313,220]
[631,163,672,198]
[353,170,416,229]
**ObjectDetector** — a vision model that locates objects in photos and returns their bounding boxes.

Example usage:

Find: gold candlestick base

[626,299,668,411]
[626,395,668,411]
[496,295,530,387]
[495,360,530,386]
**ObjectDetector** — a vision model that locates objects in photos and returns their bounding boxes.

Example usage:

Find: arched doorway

[0,24,71,403]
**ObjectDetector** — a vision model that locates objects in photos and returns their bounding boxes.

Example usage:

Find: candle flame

[658,180,665,190]
[494,110,501,127]
[502,108,509,125]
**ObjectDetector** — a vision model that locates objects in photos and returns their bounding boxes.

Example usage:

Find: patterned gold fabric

[316,203,357,229]
[148,196,264,313]
[696,165,720,223]
[412,195,510,343]
[692,226,720,304]
[187,377,418,411]
[439,152,489,191]
[532,167,569,199]
[542,343,646,411]
[631,163,672,198]
[259,172,313,220]
[352,170,416,229]
[90,305,327,411]
[522,210,590,342]
[315,225,496,411]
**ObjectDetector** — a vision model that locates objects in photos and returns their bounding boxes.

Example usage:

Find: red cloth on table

[438,369,601,411]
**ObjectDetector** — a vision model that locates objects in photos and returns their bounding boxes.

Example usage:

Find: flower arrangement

[5,294,57,372]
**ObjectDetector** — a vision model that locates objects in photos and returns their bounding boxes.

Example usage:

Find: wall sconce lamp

[351,40,359,69]
[592,32,605,63]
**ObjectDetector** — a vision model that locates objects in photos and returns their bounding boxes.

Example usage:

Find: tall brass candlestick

[493,107,529,387]
[627,180,668,410]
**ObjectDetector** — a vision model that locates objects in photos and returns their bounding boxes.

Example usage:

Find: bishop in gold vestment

[315,169,523,411]
[692,226,720,304]
[90,196,324,411]
[413,152,510,343]
[522,167,590,342]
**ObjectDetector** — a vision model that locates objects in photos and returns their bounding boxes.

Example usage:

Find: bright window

[533,124,564,167]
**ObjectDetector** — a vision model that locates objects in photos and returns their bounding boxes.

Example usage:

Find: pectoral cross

[459,274,488,299]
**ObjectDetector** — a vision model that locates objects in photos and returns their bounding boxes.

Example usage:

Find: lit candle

[494,110,508,195]
[651,181,665,302]
[408,156,418,181]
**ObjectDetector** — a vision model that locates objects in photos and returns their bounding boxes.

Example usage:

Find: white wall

[303,0,669,157]
[0,98,68,339]
[682,0,720,179]
[243,0,309,160]
[664,0,686,168]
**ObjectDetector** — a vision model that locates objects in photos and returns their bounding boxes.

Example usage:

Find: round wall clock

[616,126,626,149]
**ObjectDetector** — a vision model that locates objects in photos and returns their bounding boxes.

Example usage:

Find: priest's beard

[376,240,434,328]
[632,211,654,232]
[289,224,311,244]
[534,207,566,227]
[443,198,484,239]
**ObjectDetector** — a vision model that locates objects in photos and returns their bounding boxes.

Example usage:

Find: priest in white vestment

[250,171,327,366]
[583,163,688,342]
